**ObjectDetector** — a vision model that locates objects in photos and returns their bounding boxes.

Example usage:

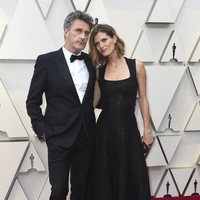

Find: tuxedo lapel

[53,49,94,105]
[54,48,80,103]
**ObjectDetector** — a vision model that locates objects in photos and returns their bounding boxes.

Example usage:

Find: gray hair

[64,10,94,30]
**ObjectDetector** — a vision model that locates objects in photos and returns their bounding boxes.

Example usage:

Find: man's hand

[39,133,46,142]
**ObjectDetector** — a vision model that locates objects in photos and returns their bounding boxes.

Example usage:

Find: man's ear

[64,28,69,34]
[64,28,69,39]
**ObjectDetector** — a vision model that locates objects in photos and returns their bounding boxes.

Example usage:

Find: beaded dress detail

[92,58,151,200]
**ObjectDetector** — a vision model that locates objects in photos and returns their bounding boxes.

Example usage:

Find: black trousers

[46,128,92,200]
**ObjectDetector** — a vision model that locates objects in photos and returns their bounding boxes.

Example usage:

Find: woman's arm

[93,68,101,108]
[136,59,154,146]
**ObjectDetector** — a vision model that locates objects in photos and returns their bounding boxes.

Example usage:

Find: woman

[89,24,154,200]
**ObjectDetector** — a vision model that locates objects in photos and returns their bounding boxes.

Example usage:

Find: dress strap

[125,57,137,80]
[98,64,106,84]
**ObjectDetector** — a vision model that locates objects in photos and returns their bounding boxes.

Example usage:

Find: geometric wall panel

[146,0,185,24]
[85,0,111,52]
[1,0,200,199]
[38,177,51,200]
[183,168,200,196]
[167,0,185,22]
[0,141,29,200]
[94,108,102,122]
[155,169,180,197]
[170,133,200,167]
[131,30,155,62]
[185,102,200,131]
[188,35,200,63]
[31,135,48,170]
[0,0,55,60]
[197,156,200,165]
[38,0,73,49]
[158,70,197,132]
[189,66,200,96]
[17,171,48,200]
[0,0,19,21]
[158,135,182,164]
[70,0,91,12]
[0,22,6,41]
[87,0,111,24]
[0,80,28,140]
[146,0,174,23]
[7,179,28,200]
[135,99,145,136]
[160,30,185,63]
[141,28,173,62]
[19,143,46,172]
[145,66,186,131]
[149,167,166,196]
[35,0,53,18]
[135,101,167,167]
[170,167,194,195]
[146,137,167,167]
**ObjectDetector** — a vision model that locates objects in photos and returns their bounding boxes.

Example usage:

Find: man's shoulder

[37,48,62,61]
[81,51,90,59]
[82,51,94,64]
[81,51,88,56]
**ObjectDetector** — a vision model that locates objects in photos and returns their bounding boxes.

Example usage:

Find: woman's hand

[141,131,154,148]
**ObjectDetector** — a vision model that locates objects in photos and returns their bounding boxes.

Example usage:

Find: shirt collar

[62,46,82,61]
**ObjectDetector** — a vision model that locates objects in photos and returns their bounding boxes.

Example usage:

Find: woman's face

[94,32,117,57]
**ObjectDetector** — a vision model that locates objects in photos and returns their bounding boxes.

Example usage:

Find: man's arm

[26,55,47,139]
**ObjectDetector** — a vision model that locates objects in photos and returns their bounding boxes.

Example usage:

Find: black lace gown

[91,58,151,200]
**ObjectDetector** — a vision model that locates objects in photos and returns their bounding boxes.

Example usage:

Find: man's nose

[80,32,87,39]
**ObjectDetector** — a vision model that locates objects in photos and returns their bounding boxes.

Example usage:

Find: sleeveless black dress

[91,58,151,200]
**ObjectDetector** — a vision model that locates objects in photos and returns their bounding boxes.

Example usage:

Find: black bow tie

[70,54,84,62]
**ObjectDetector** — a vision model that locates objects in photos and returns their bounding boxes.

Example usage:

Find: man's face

[64,19,91,54]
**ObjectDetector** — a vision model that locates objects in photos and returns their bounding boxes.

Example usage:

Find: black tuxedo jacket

[26,48,96,147]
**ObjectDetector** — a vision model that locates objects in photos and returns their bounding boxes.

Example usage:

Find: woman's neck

[107,55,123,68]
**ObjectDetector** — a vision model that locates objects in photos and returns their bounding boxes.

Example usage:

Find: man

[26,10,95,200]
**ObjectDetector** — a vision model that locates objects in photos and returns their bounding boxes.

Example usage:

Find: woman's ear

[113,35,117,44]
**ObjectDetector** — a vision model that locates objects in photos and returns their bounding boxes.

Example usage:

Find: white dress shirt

[62,47,89,103]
